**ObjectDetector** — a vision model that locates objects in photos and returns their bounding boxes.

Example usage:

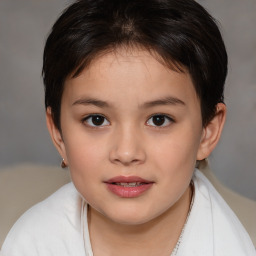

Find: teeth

[115,182,143,187]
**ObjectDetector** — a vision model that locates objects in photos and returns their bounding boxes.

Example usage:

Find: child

[2,0,255,255]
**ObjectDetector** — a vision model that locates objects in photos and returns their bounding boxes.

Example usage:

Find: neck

[88,184,193,256]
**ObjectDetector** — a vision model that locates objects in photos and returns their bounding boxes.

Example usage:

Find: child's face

[49,49,211,225]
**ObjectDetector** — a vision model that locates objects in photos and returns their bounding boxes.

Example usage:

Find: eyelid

[82,114,110,127]
[146,113,175,127]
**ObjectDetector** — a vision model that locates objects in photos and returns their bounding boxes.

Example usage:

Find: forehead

[63,48,200,109]
[71,46,187,83]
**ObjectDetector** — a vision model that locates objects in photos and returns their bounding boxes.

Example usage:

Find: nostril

[110,153,146,166]
[109,134,146,165]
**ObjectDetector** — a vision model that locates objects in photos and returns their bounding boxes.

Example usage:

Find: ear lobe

[197,103,226,160]
[46,107,67,161]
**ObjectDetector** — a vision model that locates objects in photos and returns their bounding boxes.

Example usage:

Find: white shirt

[1,169,255,255]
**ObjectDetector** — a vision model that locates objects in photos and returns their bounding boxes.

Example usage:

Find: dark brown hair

[43,0,228,130]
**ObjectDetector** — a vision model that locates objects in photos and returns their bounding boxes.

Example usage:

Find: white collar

[81,170,256,256]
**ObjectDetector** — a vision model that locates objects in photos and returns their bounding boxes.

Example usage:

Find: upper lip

[105,176,153,184]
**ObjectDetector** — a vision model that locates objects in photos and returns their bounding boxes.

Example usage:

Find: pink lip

[105,176,154,198]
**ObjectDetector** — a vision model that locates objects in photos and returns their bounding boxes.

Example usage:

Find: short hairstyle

[43,0,228,130]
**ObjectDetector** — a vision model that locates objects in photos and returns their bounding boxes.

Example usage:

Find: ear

[197,103,226,160]
[46,107,68,164]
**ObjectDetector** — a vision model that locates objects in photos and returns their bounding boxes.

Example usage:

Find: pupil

[153,115,165,126]
[92,116,104,126]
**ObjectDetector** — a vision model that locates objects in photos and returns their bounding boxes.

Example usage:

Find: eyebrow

[72,98,110,108]
[142,97,185,108]
[72,96,185,109]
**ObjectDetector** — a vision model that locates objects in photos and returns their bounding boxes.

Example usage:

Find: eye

[83,114,110,127]
[146,114,173,127]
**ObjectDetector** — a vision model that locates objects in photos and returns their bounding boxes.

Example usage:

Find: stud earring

[61,159,68,168]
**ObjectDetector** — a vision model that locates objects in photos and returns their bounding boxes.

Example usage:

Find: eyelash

[82,114,175,128]
[82,114,110,128]
[146,114,175,128]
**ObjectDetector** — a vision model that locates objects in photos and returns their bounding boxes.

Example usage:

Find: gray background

[0,0,255,200]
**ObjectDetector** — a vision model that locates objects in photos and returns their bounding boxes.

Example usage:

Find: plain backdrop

[0,0,255,200]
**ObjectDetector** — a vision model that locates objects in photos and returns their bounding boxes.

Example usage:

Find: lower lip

[106,183,153,198]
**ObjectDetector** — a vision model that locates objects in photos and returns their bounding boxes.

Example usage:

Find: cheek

[64,139,107,204]
[64,134,107,179]
[149,128,201,192]
[151,129,200,169]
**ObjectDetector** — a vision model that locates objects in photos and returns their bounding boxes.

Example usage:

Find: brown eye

[147,115,173,127]
[84,115,110,127]
[152,115,165,126]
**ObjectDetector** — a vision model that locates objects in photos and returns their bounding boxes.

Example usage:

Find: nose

[109,126,146,166]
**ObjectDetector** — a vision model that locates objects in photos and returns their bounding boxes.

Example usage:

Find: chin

[110,215,152,226]
[100,206,158,226]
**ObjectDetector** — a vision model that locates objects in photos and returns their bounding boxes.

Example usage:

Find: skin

[47,48,226,255]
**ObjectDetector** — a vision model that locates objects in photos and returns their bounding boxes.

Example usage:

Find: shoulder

[1,183,85,256]
[184,169,256,255]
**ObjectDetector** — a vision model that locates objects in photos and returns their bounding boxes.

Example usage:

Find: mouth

[105,176,154,198]
[112,182,148,187]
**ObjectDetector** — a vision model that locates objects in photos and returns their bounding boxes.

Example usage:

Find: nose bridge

[109,123,145,165]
